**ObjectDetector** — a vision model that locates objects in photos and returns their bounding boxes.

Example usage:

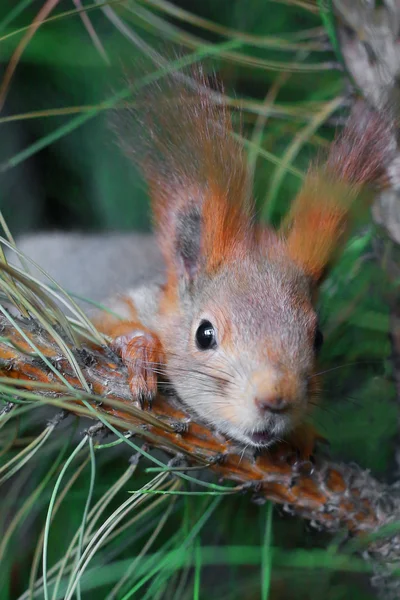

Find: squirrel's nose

[255,395,289,414]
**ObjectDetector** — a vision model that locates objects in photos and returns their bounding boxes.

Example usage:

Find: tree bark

[1,314,400,571]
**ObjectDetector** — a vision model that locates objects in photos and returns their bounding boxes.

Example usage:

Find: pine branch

[0,314,400,568]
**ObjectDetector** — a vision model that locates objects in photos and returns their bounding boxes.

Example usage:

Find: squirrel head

[161,248,319,447]
[115,66,395,447]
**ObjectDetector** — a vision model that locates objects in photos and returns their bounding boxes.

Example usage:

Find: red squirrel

[90,69,394,456]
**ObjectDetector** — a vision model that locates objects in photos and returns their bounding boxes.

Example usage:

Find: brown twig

[1,314,400,567]
[0,0,60,112]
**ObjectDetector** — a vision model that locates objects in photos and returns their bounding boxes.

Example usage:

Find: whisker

[120,353,235,378]
[125,362,233,386]
[308,401,340,417]
[239,443,250,463]
[311,360,385,378]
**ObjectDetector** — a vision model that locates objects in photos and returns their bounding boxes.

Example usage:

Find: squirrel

[13,69,395,457]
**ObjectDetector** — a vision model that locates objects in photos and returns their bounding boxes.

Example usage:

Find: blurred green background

[0,1,397,599]
[0,0,344,234]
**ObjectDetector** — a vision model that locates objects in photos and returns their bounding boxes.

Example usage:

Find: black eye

[195,320,217,350]
[314,328,324,353]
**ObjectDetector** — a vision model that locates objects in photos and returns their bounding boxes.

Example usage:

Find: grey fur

[109,283,163,329]
[10,231,317,449]
[158,255,315,447]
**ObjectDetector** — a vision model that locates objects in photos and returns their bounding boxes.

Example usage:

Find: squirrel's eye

[314,328,324,353]
[195,320,217,350]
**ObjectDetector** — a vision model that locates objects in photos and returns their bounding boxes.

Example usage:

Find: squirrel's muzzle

[255,395,290,414]
[250,368,302,417]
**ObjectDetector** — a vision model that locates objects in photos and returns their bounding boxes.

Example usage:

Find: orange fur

[284,175,357,279]
[116,332,164,404]
[202,187,254,274]
[104,319,164,405]
[93,306,164,405]
[283,100,394,280]
[286,422,326,461]
[109,68,395,454]
[113,65,252,283]
[158,279,179,319]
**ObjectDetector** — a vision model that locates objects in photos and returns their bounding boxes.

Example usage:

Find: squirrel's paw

[110,325,164,410]
[285,423,327,464]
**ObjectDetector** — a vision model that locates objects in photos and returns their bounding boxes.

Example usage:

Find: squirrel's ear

[112,65,253,282]
[281,100,394,282]
[148,183,204,282]
[282,174,359,282]
[152,185,253,282]
[173,204,202,279]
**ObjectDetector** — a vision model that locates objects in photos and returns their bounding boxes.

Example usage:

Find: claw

[130,376,157,410]
[293,458,315,476]
[93,315,164,409]
[146,389,155,411]
[137,390,146,410]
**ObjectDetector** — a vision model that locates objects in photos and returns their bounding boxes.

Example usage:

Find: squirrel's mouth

[245,416,291,447]
[248,430,272,446]
[244,428,284,448]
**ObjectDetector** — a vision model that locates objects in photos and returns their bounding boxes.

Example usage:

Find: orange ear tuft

[113,64,253,283]
[283,100,395,281]
[202,186,254,274]
[283,174,358,280]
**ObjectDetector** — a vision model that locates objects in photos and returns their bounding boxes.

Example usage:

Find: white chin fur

[212,416,291,449]
[242,434,276,449]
